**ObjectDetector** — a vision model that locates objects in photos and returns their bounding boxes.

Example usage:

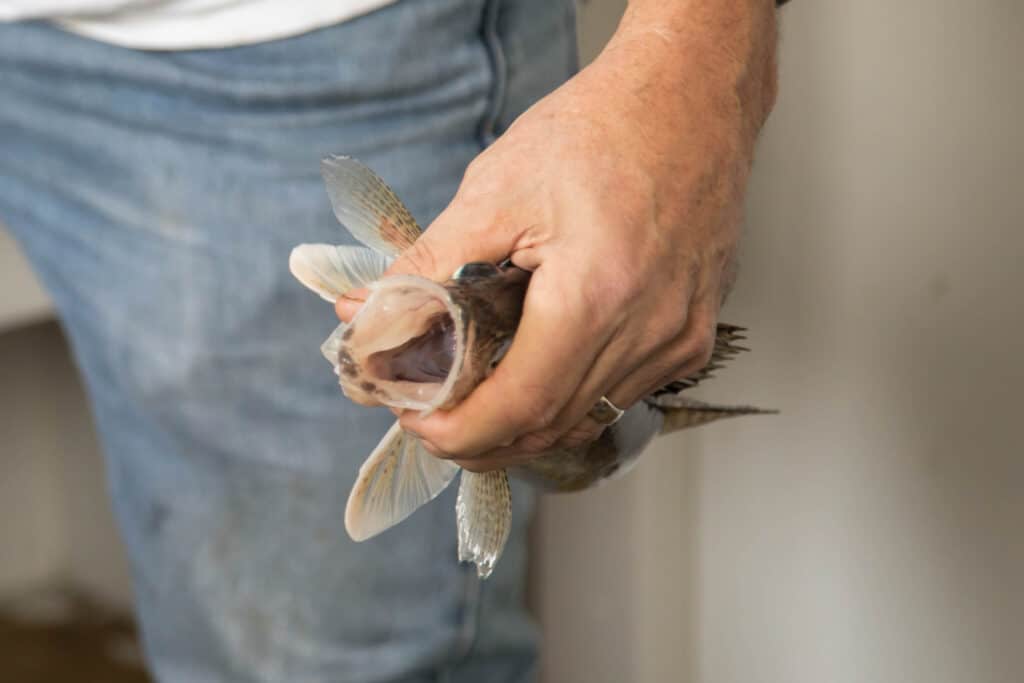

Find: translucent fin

[320,323,349,369]
[289,244,391,302]
[321,156,422,257]
[345,421,460,542]
[651,395,778,435]
[456,469,512,579]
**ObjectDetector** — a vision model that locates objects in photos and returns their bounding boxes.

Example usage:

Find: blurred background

[1,1,1022,681]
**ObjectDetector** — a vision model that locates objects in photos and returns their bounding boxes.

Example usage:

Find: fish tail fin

[345,421,460,542]
[456,469,512,579]
[654,396,778,435]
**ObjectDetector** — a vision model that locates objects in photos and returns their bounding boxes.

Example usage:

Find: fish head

[445,260,529,388]
[330,262,529,414]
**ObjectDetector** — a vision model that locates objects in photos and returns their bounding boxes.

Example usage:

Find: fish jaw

[330,275,470,414]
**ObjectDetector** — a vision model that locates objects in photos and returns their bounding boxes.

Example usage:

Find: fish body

[289,156,773,577]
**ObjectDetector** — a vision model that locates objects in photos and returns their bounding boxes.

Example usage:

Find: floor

[0,588,150,683]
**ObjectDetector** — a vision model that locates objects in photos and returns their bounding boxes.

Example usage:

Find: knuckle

[677,327,716,369]
[619,272,651,304]
[663,308,691,341]
[601,266,646,308]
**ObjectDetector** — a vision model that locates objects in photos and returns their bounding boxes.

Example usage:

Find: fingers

[516,262,722,452]
[545,297,719,450]
[506,325,644,453]
[399,271,609,457]
[335,290,368,322]
[403,267,720,464]
[601,307,718,409]
[384,199,517,281]
[413,305,715,470]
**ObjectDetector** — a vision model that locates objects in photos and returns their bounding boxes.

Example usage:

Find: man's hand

[338,0,779,471]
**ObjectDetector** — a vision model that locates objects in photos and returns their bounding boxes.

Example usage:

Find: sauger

[289,156,774,578]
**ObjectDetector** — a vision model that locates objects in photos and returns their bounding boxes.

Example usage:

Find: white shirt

[0,0,397,50]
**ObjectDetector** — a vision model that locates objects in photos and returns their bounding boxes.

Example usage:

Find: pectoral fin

[289,244,391,301]
[345,421,459,542]
[456,469,512,579]
[321,156,422,257]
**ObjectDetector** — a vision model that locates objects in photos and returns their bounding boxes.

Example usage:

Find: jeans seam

[477,0,507,147]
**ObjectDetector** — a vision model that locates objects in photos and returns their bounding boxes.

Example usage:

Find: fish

[289,156,775,578]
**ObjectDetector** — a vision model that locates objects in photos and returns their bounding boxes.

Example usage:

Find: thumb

[335,200,517,322]
[383,200,518,281]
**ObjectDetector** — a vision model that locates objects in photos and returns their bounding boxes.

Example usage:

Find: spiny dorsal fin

[289,244,392,301]
[456,469,512,579]
[321,156,422,257]
[657,323,751,395]
[345,421,460,542]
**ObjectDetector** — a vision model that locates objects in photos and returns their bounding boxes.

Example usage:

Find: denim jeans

[0,2,577,680]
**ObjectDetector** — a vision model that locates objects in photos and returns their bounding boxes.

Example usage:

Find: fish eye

[452,262,501,279]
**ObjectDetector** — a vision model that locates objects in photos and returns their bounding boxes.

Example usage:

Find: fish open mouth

[366,312,455,383]
[336,276,465,412]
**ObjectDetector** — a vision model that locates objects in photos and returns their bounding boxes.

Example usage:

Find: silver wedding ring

[588,395,625,426]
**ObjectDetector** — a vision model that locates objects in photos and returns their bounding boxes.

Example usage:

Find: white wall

[534,1,1023,682]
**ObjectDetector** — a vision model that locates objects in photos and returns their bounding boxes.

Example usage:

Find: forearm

[593,0,780,162]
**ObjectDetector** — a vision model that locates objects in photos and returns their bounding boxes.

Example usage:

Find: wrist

[594,0,779,150]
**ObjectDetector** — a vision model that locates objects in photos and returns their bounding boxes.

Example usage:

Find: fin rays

[652,396,778,434]
[290,244,391,301]
[456,469,512,579]
[656,323,750,394]
[345,421,460,542]
[321,156,422,257]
